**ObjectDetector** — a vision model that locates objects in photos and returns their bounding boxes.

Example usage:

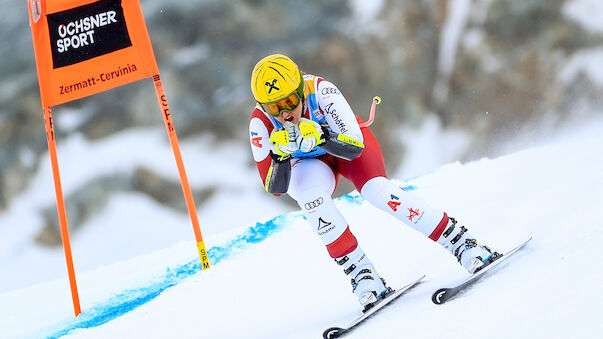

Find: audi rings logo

[321,87,340,95]
[305,197,324,210]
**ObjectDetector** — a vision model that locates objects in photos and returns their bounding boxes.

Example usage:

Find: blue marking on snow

[42,213,301,338]
[42,186,417,338]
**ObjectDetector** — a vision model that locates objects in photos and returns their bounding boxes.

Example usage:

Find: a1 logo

[387,194,401,212]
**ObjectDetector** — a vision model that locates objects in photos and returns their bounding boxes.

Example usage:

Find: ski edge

[323,275,425,339]
[432,237,532,305]
[349,275,425,327]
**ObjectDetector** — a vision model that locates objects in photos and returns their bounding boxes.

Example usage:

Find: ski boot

[436,217,501,273]
[336,247,391,312]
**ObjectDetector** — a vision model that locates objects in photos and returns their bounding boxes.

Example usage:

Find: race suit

[249,74,450,258]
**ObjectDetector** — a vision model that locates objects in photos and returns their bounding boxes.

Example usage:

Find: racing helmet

[251,54,304,117]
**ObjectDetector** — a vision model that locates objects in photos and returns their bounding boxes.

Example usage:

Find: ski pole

[359,96,381,128]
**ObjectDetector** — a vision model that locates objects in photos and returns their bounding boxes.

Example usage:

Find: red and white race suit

[249,74,450,258]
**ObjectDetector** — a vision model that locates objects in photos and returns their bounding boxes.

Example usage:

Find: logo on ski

[387,194,401,212]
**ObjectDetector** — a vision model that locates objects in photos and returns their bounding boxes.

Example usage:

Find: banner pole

[43,106,82,316]
[151,75,210,270]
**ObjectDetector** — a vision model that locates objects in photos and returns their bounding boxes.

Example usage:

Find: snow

[172,43,210,68]
[1,118,602,338]
[0,126,291,293]
[345,0,386,38]
[438,0,472,79]
[563,0,603,34]
[559,48,603,86]
[433,0,472,104]
[348,0,384,24]
[395,114,470,180]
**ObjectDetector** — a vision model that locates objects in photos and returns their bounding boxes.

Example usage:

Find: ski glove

[269,121,299,160]
[297,118,325,153]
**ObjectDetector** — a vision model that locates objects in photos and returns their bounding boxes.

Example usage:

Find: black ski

[432,237,532,305]
[323,275,425,339]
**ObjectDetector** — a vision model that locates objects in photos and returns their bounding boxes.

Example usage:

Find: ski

[323,275,425,339]
[432,237,532,305]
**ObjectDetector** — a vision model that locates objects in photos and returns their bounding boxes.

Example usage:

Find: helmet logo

[264,78,281,95]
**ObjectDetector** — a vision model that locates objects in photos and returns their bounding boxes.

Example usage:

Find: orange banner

[28,0,159,107]
[27,0,209,317]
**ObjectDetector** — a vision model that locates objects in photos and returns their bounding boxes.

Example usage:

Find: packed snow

[0,128,292,293]
[1,116,602,338]
[563,0,603,33]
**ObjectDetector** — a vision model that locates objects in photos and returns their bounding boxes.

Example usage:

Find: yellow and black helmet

[251,54,304,116]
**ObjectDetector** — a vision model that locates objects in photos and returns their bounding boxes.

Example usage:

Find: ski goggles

[259,81,304,117]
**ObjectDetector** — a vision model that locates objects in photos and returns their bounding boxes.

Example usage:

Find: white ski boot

[436,217,500,273]
[335,247,390,311]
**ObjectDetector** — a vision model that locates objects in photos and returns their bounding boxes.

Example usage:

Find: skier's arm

[263,154,291,194]
[297,118,364,161]
[249,114,288,195]
[307,80,365,161]
[261,127,298,193]
[250,114,298,195]
[320,127,364,161]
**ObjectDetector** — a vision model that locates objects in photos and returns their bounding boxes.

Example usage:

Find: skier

[248,54,498,310]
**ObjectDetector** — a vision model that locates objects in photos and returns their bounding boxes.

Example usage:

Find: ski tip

[407,275,426,286]
[323,327,346,339]
[432,288,448,305]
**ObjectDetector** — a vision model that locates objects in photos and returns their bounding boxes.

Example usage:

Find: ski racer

[248,54,498,310]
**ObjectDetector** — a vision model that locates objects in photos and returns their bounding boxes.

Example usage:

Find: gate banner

[29,0,159,107]
[28,0,211,317]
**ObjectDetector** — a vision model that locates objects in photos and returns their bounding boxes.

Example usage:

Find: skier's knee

[290,183,331,208]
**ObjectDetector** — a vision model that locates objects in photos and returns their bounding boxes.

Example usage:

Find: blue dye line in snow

[42,186,417,338]
[42,213,300,338]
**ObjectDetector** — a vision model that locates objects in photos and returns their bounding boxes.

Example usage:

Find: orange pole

[151,75,210,270]
[43,107,82,316]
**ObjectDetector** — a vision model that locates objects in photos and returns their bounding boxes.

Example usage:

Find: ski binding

[432,237,532,304]
[323,275,425,339]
